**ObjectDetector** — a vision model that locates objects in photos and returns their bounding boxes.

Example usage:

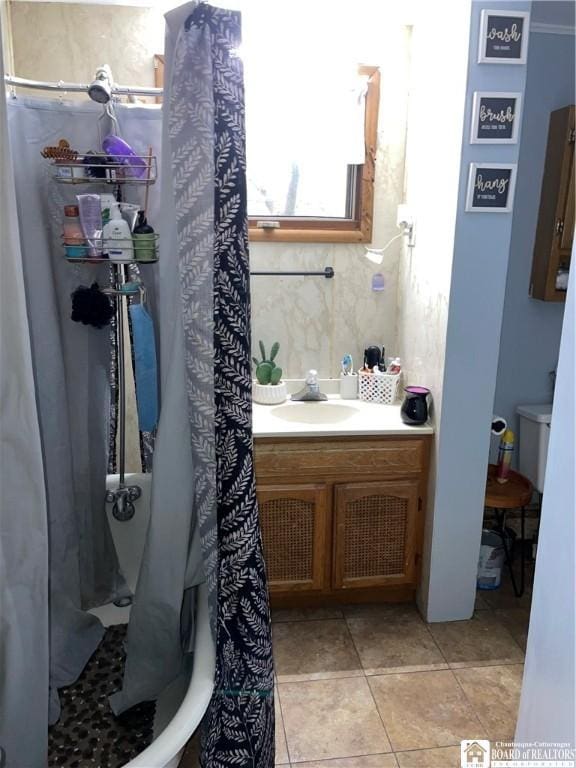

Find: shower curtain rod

[4,74,163,98]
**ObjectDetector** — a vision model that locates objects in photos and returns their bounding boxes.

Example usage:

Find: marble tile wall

[1,0,14,74]
[395,243,450,418]
[250,27,412,379]
[9,2,165,101]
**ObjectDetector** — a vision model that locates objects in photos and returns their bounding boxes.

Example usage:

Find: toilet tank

[516,404,553,493]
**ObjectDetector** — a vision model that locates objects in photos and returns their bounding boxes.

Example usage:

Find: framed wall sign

[466,163,517,213]
[478,10,530,64]
[470,92,522,144]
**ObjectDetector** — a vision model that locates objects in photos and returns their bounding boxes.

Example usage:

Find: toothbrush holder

[339,373,358,400]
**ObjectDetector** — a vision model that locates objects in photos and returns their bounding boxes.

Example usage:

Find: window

[247,64,380,243]
[154,53,380,244]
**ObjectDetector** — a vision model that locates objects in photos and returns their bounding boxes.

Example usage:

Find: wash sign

[478,10,530,64]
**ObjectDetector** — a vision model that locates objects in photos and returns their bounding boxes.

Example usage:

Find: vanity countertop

[252,395,434,438]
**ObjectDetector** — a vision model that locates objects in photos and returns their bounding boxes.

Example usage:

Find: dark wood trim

[153,54,164,105]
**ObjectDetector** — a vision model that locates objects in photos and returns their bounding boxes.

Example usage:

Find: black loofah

[71,283,114,329]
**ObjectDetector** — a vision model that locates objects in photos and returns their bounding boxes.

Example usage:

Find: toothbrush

[341,354,353,376]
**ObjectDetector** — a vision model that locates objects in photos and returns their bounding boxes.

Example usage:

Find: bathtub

[89,474,215,768]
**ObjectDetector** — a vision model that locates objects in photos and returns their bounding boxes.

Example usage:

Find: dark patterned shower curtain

[175,7,275,764]
[111,3,274,765]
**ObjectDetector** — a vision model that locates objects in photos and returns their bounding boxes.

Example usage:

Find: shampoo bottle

[102,202,134,262]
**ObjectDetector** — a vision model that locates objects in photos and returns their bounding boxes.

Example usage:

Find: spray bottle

[496,429,515,484]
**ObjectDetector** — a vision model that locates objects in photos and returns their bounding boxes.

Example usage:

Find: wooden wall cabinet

[255,435,431,606]
[530,105,575,302]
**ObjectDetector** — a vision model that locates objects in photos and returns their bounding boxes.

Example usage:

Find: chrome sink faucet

[291,369,328,401]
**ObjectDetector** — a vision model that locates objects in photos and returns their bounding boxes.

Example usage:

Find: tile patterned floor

[272,570,530,767]
[181,570,531,767]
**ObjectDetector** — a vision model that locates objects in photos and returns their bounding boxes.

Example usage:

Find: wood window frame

[154,56,380,243]
[153,54,164,104]
[249,64,380,244]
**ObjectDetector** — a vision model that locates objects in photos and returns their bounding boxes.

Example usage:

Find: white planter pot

[252,381,288,405]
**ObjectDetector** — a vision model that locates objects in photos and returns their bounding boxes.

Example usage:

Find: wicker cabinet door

[257,484,329,592]
[333,481,420,589]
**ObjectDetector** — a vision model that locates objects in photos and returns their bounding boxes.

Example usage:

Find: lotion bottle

[102,202,134,262]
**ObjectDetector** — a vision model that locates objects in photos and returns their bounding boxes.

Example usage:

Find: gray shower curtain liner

[6,101,129,733]
[1,3,274,765]
[0,48,50,768]
[1,96,162,766]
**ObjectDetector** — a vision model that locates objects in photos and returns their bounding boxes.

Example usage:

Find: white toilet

[516,404,553,494]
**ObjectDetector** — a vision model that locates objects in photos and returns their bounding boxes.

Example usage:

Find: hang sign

[470,92,522,144]
[478,10,530,64]
[466,163,517,213]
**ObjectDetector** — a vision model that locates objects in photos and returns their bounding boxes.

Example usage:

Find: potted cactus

[252,340,287,405]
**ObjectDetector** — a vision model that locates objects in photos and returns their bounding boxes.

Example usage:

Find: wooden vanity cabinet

[530,105,575,302]
[254,435,431,606]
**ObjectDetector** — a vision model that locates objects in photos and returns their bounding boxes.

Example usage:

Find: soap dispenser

[102,202,134,262]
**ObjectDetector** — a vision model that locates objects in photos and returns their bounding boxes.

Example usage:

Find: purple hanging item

[102,135,146,178]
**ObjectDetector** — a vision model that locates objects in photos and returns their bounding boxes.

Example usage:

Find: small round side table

[485,464,533,598]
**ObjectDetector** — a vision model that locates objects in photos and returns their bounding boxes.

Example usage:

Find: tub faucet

[105,484,141,521]
[291,369,328,401]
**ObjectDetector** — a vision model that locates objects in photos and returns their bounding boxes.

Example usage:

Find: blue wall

[422,0,531,622]
[493,23,574,455]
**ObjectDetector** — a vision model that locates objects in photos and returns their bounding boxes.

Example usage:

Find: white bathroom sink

[270,401,360,424]
[252,388,434,437]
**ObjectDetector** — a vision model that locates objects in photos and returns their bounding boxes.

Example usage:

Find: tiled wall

[250,26,412,379]
[9,2,164,101]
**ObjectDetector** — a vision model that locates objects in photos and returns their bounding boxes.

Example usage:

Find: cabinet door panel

[333,481,420,589]
[560,157,575,255]
[257,484,328,593]
[530,104,574,301]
